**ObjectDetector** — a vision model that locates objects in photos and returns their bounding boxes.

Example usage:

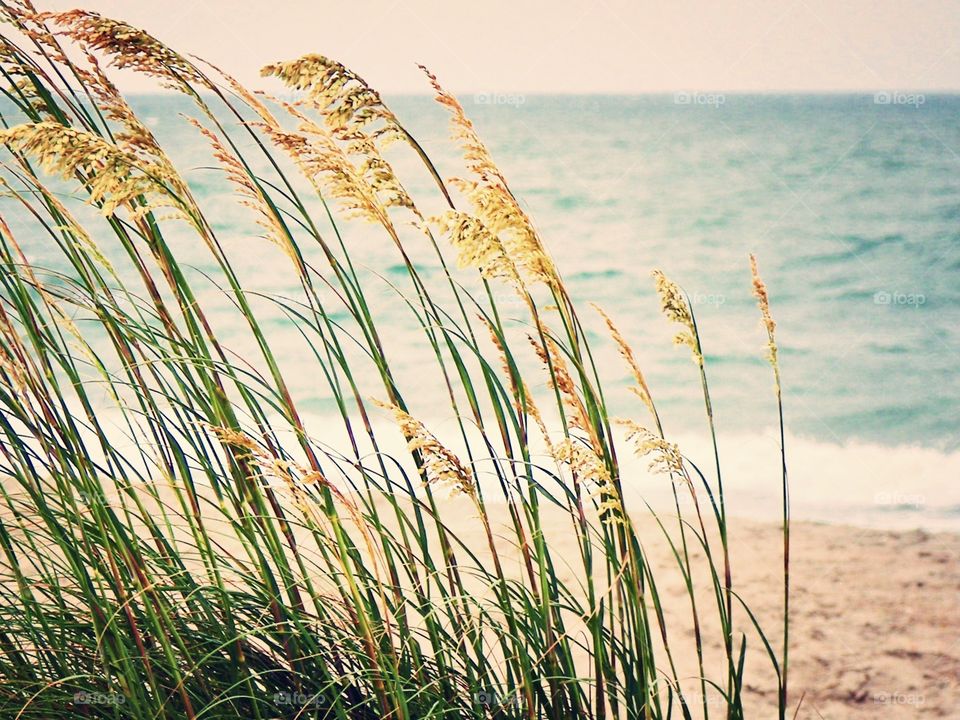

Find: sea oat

[0,348,27,394]
[187,117,300,268]
[432,210,522,285]
[0,36,54,117]
[3,4,69,84]
[345,132,417,214]
[528,328,595,448]
[482,317,554,451]
[420,65,558,288]
[0,122,191,224]
[592,304,659,425]
[0,217,98,370]
[749,254,779,373]
[257,119,385,225]
[375,401,475,498]
[2,37,196,219]
[0,1,38,22]
[554,437,623,524]
[202,59,282,130]
[38,11,205,91]
[652,269,702,364]
[209,425,262,456]
[0,176,115,274]
[257,101,417,235]
[209,425,331,499]
[208,424,369,548]
[75,50,168,160]
[618,419,690,485]
[0,325,29,395]
[261,54,402,145]
[263,56,419,225]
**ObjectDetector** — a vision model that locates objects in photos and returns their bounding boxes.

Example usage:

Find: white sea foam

[293,412,960,533]
[12,396,958,532]
[615,429,960,532]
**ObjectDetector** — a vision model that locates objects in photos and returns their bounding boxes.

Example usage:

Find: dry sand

[700,518,958,718]
[450,497,960,719]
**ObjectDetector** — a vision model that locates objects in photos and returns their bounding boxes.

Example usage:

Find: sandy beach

[431,495,960,719]
[704,518,958,718]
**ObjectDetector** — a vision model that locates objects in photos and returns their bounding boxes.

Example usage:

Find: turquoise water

[390,94,960,450]
[128,93,960,449]
[7,94,960,528]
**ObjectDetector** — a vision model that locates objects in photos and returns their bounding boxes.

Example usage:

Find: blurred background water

[391,93,960,448]
[7,93,959,528]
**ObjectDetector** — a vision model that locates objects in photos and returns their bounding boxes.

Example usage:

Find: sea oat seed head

[38,11,205,90]
[617,419,689,484]
[749,254,780,371]
[375,400,475,497]
[554,437,623,524]
[652,269,702,363]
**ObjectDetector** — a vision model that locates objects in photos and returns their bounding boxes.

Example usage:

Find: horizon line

[118,88,960,97]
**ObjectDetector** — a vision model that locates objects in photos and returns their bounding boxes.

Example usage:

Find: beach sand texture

[435,496,960,718]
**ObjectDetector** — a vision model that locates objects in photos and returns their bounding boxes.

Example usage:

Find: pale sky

[35,0,960,94]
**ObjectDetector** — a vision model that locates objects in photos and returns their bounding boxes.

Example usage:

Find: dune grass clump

[0,4,791,718]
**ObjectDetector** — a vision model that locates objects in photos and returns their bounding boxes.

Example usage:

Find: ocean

[10,93,960,530]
